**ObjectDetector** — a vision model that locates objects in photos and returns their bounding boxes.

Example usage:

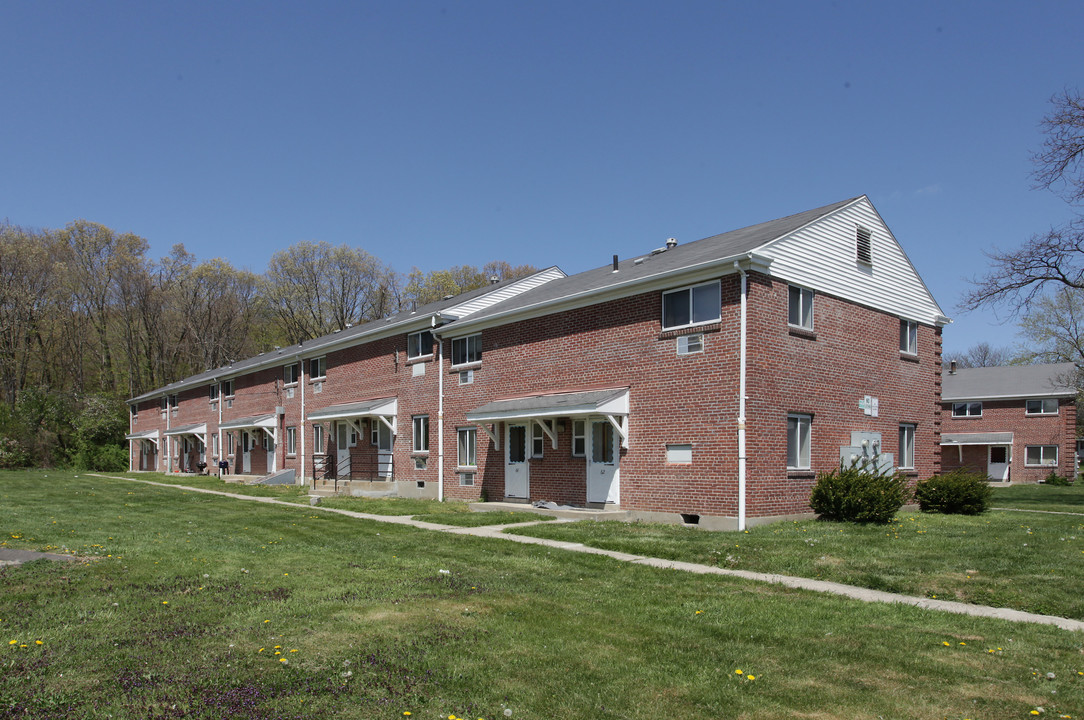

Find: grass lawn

[509,483,1084,621]
[0,470,1081,719]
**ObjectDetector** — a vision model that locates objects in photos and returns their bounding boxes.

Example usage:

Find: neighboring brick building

[128,195,948,528]
[941,362,1078,483]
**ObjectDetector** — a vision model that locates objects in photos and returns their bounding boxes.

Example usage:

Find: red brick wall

[437,270,942,520]
[940,397,1077,482]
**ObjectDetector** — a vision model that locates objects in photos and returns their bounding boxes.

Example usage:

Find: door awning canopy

[164,423,207,437]
[307,397,397,422]
[465,388,629,423]
[125,429,160,442]
[219,414,277,431]
[940,432,1014,446]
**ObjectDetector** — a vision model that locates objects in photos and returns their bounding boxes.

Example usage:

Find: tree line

[0,221,534,468]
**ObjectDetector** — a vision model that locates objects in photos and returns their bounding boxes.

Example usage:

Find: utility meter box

[840,431,895,474]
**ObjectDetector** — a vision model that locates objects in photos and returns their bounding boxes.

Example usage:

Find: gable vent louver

[856,226,872,265]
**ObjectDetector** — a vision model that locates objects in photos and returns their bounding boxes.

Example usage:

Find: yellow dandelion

[8,640,16,645]
[959,642,966,646]
[35,640,42,645]
[279,658,287,663]
[258,648,265,653]
[264,620,271,624]
[404,713,412,717]
[735,669,743,675]
[942,641,950,646]
[290,648,298,653]
[747,675,756,681]
[161,601,168,605]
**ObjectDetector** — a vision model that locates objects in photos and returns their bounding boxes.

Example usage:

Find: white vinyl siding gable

[757,197,946,327]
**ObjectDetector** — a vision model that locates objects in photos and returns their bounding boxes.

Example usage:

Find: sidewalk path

[89,474,1084,633]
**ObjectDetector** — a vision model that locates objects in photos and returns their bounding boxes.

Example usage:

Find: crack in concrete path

[87,474,1084,633]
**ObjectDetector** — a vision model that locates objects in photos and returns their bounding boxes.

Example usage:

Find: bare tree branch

[1032,89,1084,203]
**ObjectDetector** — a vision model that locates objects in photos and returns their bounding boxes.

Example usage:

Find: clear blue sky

[3,0,1081,356]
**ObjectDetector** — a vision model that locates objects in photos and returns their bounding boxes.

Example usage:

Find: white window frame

[1025,398,1059,415]
[310,356,327,380]
[212,432,220,459]
[531,422,547,459]
[407,330,434,360]
[222,380,234,398]
[451,334,482,367]
[284,363,300,386]
[788,286,814,331]
[571,420,586,457]
[951,402,982,418]
[898,424,916,470]
[787,414,811,470]
[1025,444,1059,467]
[209,384,219,402]
[661,280,721,331]
[413,415,429,453]
[457,427,477,468]
[130,404,138,418]
[899,319,918,355]
[459,472,475,486]
[227,431,235,456]
[286,426,297,456]
[312,424,325,455]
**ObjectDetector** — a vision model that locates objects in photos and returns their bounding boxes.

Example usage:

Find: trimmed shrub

[913,469,992,515]
[809,460,910,524]
[1043,470,1072,486]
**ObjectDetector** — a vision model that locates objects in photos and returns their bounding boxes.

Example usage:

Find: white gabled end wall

[757,196,947,326]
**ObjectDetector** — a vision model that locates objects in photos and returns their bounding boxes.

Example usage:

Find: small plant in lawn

[809,458,909,524]
[1042,470,1072,486]
[913,469,992,515]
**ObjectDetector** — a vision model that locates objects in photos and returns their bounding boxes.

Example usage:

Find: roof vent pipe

[949,359,957,375]
[666,237,677,249]
[490,275,500,284]
[612,254,619,273]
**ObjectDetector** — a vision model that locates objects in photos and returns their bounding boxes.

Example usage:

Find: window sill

[455,465,477,473]
[309,377,326,383]
[1025,413,1058,417]
[899,352,919,363]
[450,361,482,371]
[406,355,433,364]
[950,416,983,420]
[788,326,816,340]
[787,469,814,476]
[659,322,720,340]
[411,451,430,457]
[284,382,298,389]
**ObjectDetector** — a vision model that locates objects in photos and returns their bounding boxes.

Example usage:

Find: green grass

[508,483,1084,621]
[992,481,1084,514]
[0,470,1082,719]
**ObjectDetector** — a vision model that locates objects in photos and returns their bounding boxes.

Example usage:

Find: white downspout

[217,380,223,475]
[299,356,306,486]
[437,329,445,502]
[735,261,748,531]
[129,402,134,472]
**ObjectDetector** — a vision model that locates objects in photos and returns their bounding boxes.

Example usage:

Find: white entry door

[264,431,275,473]
[587,419,620,504]
[242,431,252,473]
[376,420,393,478]
[505,424,529,499]
[336,422,351,478]
[988,445,1010,481]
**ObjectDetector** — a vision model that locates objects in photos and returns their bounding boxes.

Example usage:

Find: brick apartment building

[941,362,1078,483]
[128,195,948,529]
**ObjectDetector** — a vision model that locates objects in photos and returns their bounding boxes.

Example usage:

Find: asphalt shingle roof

[941,362,1079,401]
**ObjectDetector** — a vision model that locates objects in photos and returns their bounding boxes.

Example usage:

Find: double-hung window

[787,414,811,470]
[898,424,916,470]
[310,357,327,379]
[788,286,814,330]
[286,427,297,456]
[457,427,477,468]
[413,415,429,453]
[899,320,918,355]
[1025,445,1058,467]
[661,281,721,330]
[222,380,234,398]
[531,422,546,458]
[1025,398,1058,415]
[312,424,325,454]
[571,420,586,457]
[284,363,300,386]
[407,330,434,359]
[951,402,982,418]
[209,384,219,402]
[451,334,482,366]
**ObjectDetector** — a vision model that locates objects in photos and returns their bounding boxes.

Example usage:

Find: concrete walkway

[86,474,1084,633]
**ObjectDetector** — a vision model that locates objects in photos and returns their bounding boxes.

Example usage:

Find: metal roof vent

[490,275,500,284]
[666,237,677,249]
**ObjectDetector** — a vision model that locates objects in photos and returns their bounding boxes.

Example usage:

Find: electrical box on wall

[840,431,895,474]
